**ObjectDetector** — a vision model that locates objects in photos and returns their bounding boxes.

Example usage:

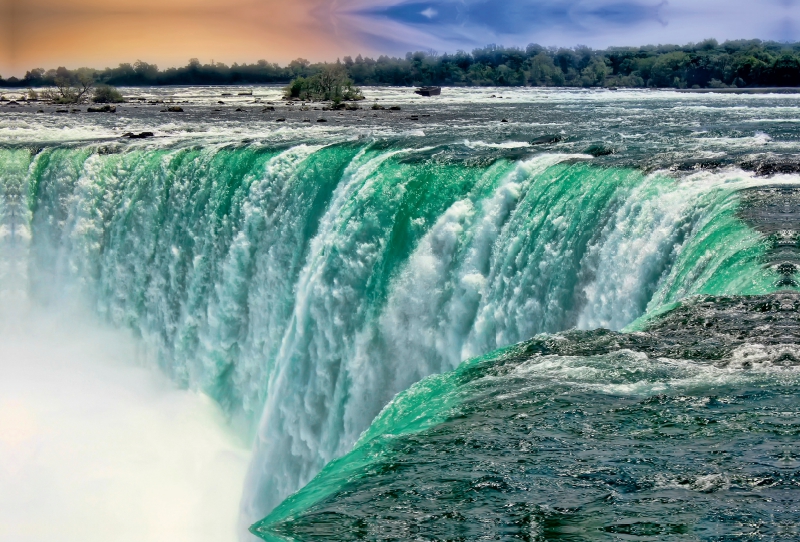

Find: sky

[1,0,798,76]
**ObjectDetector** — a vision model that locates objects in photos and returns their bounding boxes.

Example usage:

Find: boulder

[530,134,565,145]
[122,131,155,139]
[583,144,615,157]
[414,86,441,96]
[87,105,116,113]
[331,102,361,111]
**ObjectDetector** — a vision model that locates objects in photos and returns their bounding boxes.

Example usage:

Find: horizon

[2,38,799,82]
[1,0,798,77]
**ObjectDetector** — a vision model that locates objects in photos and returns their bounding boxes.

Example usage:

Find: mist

[0,295,251,542]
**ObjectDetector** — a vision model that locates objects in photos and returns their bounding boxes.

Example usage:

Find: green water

[0,141,788,529]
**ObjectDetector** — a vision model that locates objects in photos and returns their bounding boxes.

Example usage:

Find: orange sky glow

[0,0,370,77]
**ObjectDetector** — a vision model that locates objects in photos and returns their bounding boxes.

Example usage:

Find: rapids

[2,86,800,538]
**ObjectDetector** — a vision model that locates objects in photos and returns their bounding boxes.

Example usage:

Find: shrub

[93,85,124,103]
[285,65,363,101]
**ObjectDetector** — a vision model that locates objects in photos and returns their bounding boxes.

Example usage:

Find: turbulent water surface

[1,86,800,540]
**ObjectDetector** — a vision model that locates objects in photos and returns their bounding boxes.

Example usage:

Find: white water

[5,86,800,539]
[237,155,770,527]
[0,297,250,542]
[7,141,787,534]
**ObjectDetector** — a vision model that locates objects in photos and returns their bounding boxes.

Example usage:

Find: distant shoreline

[3,39,800,91]
[671,87,800,94]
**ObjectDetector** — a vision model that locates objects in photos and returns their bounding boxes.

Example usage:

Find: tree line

[2,39,800,89]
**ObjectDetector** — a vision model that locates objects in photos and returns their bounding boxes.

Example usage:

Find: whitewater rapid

[3,86,800,539]
[1,141,792,532]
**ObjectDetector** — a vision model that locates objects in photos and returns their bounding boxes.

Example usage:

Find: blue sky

[334,0,799,54]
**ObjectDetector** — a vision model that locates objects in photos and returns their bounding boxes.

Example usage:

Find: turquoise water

[253,306,800,540]
[2,87,800,538]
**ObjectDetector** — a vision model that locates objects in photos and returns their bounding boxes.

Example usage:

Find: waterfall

[0,142,789,529]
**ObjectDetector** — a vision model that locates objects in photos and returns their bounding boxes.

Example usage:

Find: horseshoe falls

[2,87,800,541]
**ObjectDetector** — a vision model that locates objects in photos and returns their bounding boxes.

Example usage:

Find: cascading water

[248,183,800,542]
[3,86,800,540]
[0,140,790,529]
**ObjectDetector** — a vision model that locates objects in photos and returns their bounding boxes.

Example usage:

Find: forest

[2,39,800,89]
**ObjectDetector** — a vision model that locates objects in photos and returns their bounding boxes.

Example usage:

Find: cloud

[420,6,438,18]
[361,0,666,33]
[346,0,669,52]
[335,0,799,54]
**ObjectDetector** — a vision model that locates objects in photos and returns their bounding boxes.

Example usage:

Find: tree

[649,52,689,87]
[5,39,800,91]
[46,67,95,103]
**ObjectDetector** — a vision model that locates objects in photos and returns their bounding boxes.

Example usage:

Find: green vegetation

[2,39,800,89]
[285,65,363,101]
[38,67,95,103]
[92,84,124,103]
